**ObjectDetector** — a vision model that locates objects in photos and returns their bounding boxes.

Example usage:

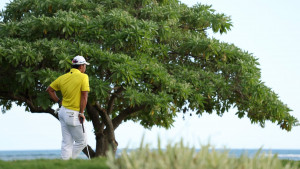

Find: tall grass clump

[106,140,298,169]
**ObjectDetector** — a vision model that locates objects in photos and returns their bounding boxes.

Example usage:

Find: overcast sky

[0,0,300,151]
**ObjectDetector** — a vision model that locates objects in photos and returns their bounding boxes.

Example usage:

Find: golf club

[79,116,85,133]
[79,116,90,159]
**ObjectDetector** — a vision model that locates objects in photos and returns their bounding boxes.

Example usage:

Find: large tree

[0,0,298,157]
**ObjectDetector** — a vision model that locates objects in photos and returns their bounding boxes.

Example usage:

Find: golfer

[46,55,90,160]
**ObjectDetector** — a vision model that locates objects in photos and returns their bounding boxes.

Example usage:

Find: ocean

[0,149,300,161]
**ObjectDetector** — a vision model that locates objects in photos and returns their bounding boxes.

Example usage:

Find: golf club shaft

[82,123,85,133]
[80,116,90,159]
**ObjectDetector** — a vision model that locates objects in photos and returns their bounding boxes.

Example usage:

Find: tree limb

[86,103,104,134]
[112,104,146,130]
[94,102,114,132]
[107,86,124,115]
[93,102,118,152]
[0,91,58,119]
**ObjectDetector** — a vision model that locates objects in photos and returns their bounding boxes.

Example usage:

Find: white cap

[72,55,90,65]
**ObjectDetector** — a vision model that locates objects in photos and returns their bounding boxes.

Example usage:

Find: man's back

[50,68,89,111]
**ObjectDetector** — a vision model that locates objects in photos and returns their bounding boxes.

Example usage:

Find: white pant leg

[60,120,73,160]
[59,107,87,160]
[69,125,87,159]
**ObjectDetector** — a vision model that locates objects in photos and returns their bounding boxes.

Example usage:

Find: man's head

[72,56,90,73]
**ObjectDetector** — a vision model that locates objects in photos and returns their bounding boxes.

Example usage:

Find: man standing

[46,55,90,160]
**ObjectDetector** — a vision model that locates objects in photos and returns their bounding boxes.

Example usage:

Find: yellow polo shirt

[50,68,90,111]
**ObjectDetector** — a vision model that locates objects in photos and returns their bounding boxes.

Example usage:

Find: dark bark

[86,102,118,156]
[107,86,124,115]
[86,103,105,156]
[85,103,145,157]
[86,103,103,134]
[94,102,118,154]
[96,133,109,156]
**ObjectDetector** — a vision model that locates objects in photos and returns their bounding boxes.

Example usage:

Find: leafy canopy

[0,0,297,131]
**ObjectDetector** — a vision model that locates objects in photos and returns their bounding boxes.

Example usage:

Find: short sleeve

[50,76,61,91]
[81,75,90,92]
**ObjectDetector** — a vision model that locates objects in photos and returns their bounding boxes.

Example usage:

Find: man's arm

[80,91,88,114]
[79,91,88,123]
[46,86,61,105]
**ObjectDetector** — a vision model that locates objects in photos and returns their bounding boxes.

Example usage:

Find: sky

[0,0,300,151]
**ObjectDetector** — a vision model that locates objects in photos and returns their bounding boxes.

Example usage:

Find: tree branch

[112,105,146,130]
[94,103,113,131]
[94,102,118,152]
[107,86,124,115]
[86,103,104,134]
[0,91,58,119]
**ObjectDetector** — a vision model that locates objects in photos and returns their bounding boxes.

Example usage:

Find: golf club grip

[79,116,85,133]
[79,116,83,124]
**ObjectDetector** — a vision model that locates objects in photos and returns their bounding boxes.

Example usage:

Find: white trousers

[58,106,87,160]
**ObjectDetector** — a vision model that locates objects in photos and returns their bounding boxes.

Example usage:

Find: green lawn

[0,158,109,169]
[0,154,300,169]
[0,158,299,169]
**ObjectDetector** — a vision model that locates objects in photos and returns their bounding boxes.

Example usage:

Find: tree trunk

[96,133,107,156]
[85,103,118,158]
[83,103,145,158]
[81,131,117,158]
[95,133,113,156]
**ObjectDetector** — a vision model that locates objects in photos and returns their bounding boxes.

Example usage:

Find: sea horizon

[1,148,300,161]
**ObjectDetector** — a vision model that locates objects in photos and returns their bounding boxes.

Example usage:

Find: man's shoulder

[80,73,89,78]
[74,72,89,81]
[59,72,71,78]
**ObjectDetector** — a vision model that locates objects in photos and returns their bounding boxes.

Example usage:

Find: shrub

[106,140,297,169]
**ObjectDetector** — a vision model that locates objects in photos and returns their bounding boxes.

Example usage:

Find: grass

[1,143,299,169]
[0,158,109,169]
[282,160,300,168]
[0,159,299,169]
[106,140,300,169]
